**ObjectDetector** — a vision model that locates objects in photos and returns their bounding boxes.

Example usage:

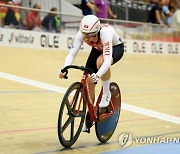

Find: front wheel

[57,82,86,148]
[95,82,121,143]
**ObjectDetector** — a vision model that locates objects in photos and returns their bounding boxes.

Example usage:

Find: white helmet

[80,15,101,35]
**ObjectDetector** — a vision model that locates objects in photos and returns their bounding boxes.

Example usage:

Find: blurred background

[0,0,179,43]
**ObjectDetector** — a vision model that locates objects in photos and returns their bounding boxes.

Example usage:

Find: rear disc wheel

[95,82,121,143]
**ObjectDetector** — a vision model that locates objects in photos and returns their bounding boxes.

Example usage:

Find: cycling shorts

[85,43,124,73]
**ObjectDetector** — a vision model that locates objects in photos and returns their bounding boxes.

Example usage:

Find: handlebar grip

[63,75,68,79]
[61,68,68,79]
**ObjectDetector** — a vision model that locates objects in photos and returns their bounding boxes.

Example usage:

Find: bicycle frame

[61,65,115,123]
[79,72,115,122]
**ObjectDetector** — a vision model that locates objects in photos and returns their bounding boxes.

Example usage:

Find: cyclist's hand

[59,69,68,79]
[91,73,99,84]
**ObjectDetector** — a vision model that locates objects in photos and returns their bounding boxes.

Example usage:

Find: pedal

[83,128,90,133]
[82,123,91,133]
[82,112,92,133]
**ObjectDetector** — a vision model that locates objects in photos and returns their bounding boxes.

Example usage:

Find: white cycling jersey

[64,24,123,77]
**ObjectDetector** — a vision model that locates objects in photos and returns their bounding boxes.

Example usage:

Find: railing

[110,0,154,22]
[0,3,179,42]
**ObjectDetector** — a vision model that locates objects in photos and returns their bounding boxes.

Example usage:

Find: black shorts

[85,43,124,73]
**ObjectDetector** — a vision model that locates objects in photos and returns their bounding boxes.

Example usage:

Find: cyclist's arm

[96,30,113,77]
[64,31,83,66]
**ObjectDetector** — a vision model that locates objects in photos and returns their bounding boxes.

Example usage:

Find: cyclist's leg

[85,47,102,103]
[97,43,124,79]
[97,43,124,107]
[96,55,112,107]
[82,48,102,132]
[111,43,124,65]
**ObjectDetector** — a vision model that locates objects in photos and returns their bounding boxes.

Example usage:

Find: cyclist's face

[82,32,97,42]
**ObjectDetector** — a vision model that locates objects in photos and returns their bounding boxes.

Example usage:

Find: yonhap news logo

[118,132,180,148]
[118,132,133,148]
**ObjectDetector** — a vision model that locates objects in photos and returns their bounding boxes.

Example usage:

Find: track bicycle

[57,65,121,148]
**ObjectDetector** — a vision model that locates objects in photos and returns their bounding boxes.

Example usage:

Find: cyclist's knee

[96,56,103,69]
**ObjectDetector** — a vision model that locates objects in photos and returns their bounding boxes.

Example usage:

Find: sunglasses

[82,32,97,38]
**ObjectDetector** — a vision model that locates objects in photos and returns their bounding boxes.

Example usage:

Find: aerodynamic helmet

[80,15,101,37]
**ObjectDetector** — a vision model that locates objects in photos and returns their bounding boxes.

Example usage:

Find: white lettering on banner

[41,35,59,48]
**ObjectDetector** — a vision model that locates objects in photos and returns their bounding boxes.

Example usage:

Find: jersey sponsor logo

[72,42,76,48]
[104,41,110,55]
[67,37,84,50]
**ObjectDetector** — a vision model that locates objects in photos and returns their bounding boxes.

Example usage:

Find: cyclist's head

[80,15,101,38]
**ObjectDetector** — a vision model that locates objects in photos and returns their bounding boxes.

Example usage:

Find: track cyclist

[59,15,124,131]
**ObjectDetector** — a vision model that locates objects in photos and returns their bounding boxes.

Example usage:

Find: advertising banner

[0,28,179,55]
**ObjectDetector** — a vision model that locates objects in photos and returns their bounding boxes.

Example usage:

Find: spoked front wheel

[57,82,86,148]
[95,82,121,143]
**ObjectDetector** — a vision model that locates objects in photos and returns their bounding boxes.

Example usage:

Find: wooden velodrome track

[0,46,180,154]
